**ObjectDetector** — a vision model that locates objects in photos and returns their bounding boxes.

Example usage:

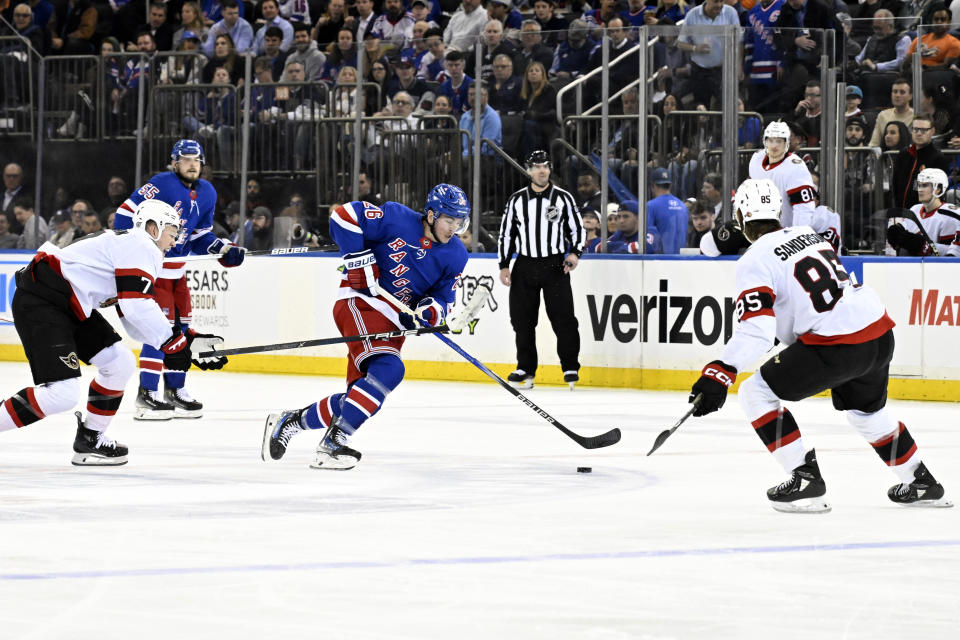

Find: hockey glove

[887,223,929,255]
[219,245,246,267]
[399,297,444,329]
[343,250,380,296]
[187,329,228,370]
[690,360,737,417]
[160,329,192,372]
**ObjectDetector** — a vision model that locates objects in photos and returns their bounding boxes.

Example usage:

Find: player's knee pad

[364,354,405,392]
[738,371,780,422]
[846,408,898,442]
[90,343,136,389]
[35,377,83,416]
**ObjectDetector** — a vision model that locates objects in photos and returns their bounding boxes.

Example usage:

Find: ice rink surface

[0,361,957,640]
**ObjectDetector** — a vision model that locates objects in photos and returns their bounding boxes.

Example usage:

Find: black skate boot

[507,369,534,389]
[888,463,953,508]
[72,412,128,466]
[134,386,174,421]
[563,370,579,390]
[767,449,831,513]
[310,423,361,470]
[262,408,307,462]
[164,387,203,419]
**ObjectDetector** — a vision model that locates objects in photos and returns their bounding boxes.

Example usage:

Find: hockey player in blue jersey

[114,139,246,420]
[261,184,470,470]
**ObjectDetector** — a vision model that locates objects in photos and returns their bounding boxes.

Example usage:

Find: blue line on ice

[3,539,959,581]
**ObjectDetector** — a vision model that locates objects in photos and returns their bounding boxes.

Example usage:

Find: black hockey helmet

[525,150,551,170]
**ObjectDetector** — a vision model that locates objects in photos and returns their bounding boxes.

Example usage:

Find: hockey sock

[845,409,921,483]
[302,393,345,431]
[739,372,806,473]
[85,381,123,432]
[138,344,164,392]
[302,355,404,435]
[0,378,81,432]
[85,344,134,432]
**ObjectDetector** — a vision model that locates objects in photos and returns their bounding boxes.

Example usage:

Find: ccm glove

[160,329,192,372]
[343,249,380,296]
[187,329,228,370]
[689,360,737,417]
[399,296,444,329]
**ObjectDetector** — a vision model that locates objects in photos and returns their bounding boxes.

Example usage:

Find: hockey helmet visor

[171,138,205,165]
[425,183,471,234]
[916,167,948,198]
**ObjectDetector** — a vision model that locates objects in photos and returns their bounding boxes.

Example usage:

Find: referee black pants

[509,254,580,376]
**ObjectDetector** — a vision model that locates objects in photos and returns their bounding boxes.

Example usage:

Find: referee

[498,150,586,390]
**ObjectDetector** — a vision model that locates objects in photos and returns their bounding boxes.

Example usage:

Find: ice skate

[164,387,202,419]
[507,369,534,390]
[262,409,306,462]
[71,411,128,466]
[309,423,361,470]
[563,370,579,390]
[767,449,831,513]
[134,386,174,421]
[888,463,953,508]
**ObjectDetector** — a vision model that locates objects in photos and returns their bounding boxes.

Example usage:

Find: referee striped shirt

[497,183,586,269]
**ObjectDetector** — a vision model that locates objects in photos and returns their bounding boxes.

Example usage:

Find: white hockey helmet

[132,199,182,244]
[763,120,791,143]
[916,167,948,198]
[734,179,782,241]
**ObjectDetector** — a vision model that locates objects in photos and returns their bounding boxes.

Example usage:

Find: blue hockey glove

[219,245,246,267]
[399,297,443,329]
[690,360,737,417]
[343,250,380,296]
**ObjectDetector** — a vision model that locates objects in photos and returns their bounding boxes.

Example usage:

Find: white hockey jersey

[748,151,817,228]
[33,230,173,349]
[889,202,960,256]
[721,225,895,372]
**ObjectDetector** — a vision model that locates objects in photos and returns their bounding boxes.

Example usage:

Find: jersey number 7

[794,249,849,313]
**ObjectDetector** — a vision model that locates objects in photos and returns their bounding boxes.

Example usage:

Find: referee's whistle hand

[499,268,511,287]
[563,254,579,274]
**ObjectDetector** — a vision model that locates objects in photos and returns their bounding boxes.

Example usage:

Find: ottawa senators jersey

[748,151,817,228]
[33,230,173,349]
[897,203,960,256]
[720,225,895,372]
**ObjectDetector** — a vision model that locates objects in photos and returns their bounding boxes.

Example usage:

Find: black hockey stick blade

[647,394,702,456]
[197,325,449,358]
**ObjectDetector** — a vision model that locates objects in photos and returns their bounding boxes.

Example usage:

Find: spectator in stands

[576,171,602,215]
[202,0,254,57]
[173,2,209,50]
[260,60,323,169]
[686,198,713,248]
[459,84,502,157]
[775,0,842,113]
[581,210,601,252]
[285,21,325,81]
[246,206,274,251]
[429,94,455,126]
[408,3,437,33]
[903,4,960,71]
[743,0,785,114]
[701,172,723,217]
[24,0,55,31]
[115,31,158,132]
[389,56,434,112]
[186,66,237,166]
[487,0,523,38]
[651,18,690,102]
[417,27,446,82]
[879,120,910,153]
[311,0,346,48]
[552,18,592,83]
[370,0,415,51]
[467,20,517,84]
[13,197,47,249]
[402,19,432,68]
[445,0,487,54]
[924,83,960,139]
[2,162,26,232]
[892,115,949,208]
[621,0,649,34]
[850,10,909,82]
[844,113,875,244]
[646,168,688,254]
[848,0,889,46]
[49,0,97,55]
[329,65,358,116]
[79,209,102,237]
[793,79,822,145]
[739,98,762,148]
[159,31,205,85]
[253,0,294,54]
[678,0,740,109]
[321,27,357,83]
[2,2,46,53]
[603,200,644,254]
[0,212,21,248]
[868,77,913,146]
[366,59,392,113]
[101,176,128,213]
[69,199,94,232]
[519,60,556,159]
[845,85,863,118]
[532,0,567,47]
[202,0,246,23]
[259,27,289,79]
[517,20,555,76]
[203,32,243,85]
[655,0,689,23]
[489,53,522,114]
[583,0,619,29]
[141,1,174,52]
[437,50,473,116]
[345,0,377,43]
[360,31,390,82]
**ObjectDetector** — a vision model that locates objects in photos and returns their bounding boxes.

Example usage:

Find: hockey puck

[576,467,592,473]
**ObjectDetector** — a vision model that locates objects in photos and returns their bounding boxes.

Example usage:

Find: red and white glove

[343,250,379,296]
[689,360,737,416]
[160,329,192,372]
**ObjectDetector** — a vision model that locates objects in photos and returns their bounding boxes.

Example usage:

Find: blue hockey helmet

[424,183,470,234]
[171,139,205,165]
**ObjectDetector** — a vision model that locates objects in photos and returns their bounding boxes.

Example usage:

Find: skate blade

[71,452,128,466]
[508,381,534,390]
[172,408,202,419]
[261,414,281,462]
[568,382,575,391]
[895,497,954,508]
[309,455,358,471]
[770,498,832,514]
[134,407,174,421]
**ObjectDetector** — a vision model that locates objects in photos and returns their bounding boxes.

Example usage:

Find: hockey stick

[646,394,702,456]
[196,325,449,357]
[884,208,941,256]
[378,288,621,450]
[174,245,338,262]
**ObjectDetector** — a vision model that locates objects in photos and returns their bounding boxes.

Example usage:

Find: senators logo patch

[60,352,80,370]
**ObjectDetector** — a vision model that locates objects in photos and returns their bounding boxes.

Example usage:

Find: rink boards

[0,251,957,400]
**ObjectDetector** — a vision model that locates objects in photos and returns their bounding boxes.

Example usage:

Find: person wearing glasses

[891,114,950,208]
